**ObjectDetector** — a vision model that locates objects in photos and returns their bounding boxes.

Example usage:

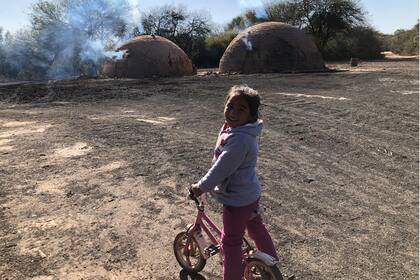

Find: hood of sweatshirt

[228,119,263,137]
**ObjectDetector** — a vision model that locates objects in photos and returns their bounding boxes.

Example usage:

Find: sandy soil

[0,60,418,280]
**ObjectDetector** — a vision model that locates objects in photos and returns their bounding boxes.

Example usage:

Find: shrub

[322,26,383,60]
[387,24,419,55]
[201,30,237,68]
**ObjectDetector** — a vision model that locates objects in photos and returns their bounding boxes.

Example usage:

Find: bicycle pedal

[204,244,220,256]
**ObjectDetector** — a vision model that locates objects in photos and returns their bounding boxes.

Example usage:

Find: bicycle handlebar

[188,188,202,208]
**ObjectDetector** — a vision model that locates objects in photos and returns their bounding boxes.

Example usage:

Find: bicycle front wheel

[173,231,206,273]
[244,258,283,280]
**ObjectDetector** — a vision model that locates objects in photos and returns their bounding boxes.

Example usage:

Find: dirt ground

[0,60,418,280]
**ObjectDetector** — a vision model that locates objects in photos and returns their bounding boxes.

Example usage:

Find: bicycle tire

[173,231,206,273]
[244,257,284,280]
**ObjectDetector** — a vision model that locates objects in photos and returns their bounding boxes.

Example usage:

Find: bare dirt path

[0,60,418,279]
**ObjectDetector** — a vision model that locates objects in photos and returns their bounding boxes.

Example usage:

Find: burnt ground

[0,60,418,280]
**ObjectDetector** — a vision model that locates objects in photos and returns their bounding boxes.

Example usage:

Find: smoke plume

[0,0,141,80]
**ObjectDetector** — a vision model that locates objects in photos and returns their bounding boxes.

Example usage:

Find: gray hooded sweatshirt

[198,120,263,206]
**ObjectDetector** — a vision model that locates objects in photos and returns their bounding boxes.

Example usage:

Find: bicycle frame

[174,190,286,280]
[184,193,254,260]
[191,204,221,251]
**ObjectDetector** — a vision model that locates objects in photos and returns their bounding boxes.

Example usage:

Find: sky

[0,0,418,35]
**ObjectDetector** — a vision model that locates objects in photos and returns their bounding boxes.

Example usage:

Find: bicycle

[173,189,288,280]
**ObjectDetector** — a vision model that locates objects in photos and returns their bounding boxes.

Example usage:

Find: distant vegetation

[383,24,419,56]
[0,0,418,80]
[220,0,386,61]
[321,25,384,60]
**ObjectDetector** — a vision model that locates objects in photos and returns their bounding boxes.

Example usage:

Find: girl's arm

[197,135,248,193]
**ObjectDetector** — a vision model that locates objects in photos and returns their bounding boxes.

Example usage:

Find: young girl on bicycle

[191,85,278,280]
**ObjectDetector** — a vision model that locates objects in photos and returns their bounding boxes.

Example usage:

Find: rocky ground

[0,60,418,280]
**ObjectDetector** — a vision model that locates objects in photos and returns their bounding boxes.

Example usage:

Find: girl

[191,85,278,280]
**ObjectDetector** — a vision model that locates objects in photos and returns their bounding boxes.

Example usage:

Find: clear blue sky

[0,0,418,35]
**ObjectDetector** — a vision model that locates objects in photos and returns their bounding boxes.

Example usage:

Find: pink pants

[221,199,278,280]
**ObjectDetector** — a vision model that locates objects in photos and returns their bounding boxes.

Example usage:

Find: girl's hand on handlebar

[190,183,203,197]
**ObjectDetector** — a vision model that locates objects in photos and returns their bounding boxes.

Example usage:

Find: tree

[0,27,6,78]
[1,0,135,79]
[30,0,64,32]
[203,30,238,67]
[263,0,365,51]
[226,10,262,31]
[0,29,48,79]
[142,5,187,38]
[387,23,419,55]
[322,26,383,60]
[141,5,211,66]
[26,0,132,79]
[264,1,306,27]
[30,0,130,41]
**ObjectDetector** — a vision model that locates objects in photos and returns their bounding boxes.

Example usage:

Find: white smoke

[104,49,126,60]
[1,0,142,80]
[241,31,252,51]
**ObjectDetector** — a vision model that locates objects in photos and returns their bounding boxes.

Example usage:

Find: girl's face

[224,94,253,128]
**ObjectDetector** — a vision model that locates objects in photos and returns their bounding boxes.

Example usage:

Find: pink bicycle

[173,190,286,280]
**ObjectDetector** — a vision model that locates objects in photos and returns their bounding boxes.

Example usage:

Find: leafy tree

[322,26,383,60]
[264,0,306,27]
[226,10,262,31]
[227,16,247,31]
[200,30,238,67]
[387,23,419,55]
[31,0,130,42]
[0,27,6,78]
[348,26,383,59]
[263,0,365,51]
[223,0,367,58]
[30,0,64,32]
[24,0,131,79]
[0,29,48,79]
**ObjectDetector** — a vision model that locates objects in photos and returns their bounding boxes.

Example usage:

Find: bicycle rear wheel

[244,258,283,280]
[173,231,206,273]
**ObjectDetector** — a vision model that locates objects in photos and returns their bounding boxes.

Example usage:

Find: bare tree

[141,5,211,65]
[141,5,187,38]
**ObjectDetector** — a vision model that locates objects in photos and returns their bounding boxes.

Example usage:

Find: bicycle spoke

[245,261,278,280]
[186,255,193,267]
[174,230,207,273]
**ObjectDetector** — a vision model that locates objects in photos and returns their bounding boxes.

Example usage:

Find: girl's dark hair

[225,85,261,122]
